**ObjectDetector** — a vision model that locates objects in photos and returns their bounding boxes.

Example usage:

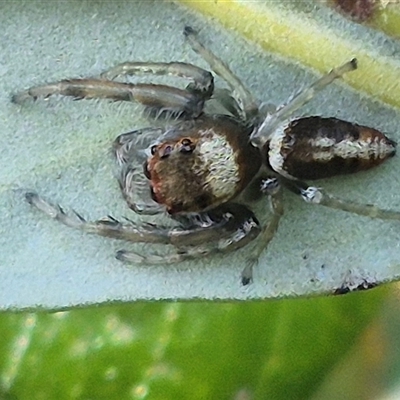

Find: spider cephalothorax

[14,26,398,285]
[144,115,261,213]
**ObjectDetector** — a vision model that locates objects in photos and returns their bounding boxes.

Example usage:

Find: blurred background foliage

[2,287,400,399]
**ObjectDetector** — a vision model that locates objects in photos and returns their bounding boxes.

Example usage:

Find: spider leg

[282,178,400,221]
[25,192,167,241]
[251,59,358,148]
[211,88,247,120]
[241,178,284,285]
[119,166,164,215]
[25,192,260,256]
[117,203,261,265]
[101,61,214,100]
[115,247,210,264]
[113,128,165,215]
[12,79,205,118]
[184,26,259,120]
[113,127,162,165]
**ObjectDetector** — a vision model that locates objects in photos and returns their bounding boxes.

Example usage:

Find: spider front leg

[118,204,261,265]
[282,178,400,221]
[241,178,284,285]
[25,193,261,268]
[12,79,205,119]
[25,192,168,241]
[101,61,214,100]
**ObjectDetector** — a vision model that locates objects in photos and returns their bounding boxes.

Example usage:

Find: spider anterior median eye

[181,138,191,146]
[180,138,194,153]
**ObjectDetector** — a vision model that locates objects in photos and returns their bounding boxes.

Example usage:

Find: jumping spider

[13,27,398,285]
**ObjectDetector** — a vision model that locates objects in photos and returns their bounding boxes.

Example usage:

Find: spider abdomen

[268,116,396,180]
[146,115,262,214]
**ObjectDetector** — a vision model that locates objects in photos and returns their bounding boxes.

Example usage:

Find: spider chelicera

[13,27,398,285]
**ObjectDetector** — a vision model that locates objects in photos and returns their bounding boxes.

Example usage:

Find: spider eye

[180,138,195,154]
[150,145,158,155]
